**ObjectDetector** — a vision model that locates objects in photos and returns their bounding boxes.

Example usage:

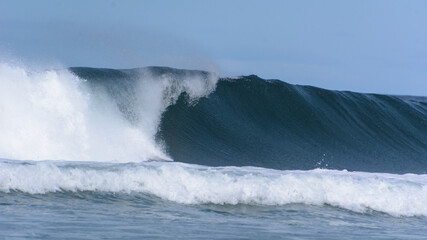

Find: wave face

[2,160,427,217]
[159,76,427,173]
[0,64,426,173]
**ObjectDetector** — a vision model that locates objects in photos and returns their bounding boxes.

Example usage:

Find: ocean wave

[0,64,426,173]
[1,160,427,217]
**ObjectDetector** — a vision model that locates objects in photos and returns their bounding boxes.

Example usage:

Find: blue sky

[0,0,426,95]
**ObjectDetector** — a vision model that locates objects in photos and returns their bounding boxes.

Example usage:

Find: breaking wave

[0,63,218,162]
[1,160,427,217]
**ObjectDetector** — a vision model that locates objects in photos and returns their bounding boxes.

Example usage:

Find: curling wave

[0,64,426,174]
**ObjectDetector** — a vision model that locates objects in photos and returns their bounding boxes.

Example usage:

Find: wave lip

[1,160,427,217]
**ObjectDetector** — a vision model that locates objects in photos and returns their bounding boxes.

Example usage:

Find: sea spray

[0,64,218,162]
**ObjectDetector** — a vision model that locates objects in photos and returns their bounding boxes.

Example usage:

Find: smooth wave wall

[159,76,427,173]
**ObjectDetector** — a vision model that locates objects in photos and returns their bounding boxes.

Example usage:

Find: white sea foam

[0,63,218,162]
[1,160,426,217]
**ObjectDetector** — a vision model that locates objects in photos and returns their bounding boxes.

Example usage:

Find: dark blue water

[0,65,426,239]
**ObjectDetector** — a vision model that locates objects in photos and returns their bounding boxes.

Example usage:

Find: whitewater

[2,160,427,217]
[1,63,427,239]
[0,63,217,162]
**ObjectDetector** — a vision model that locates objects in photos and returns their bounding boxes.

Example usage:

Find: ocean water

[0,63,426,239]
